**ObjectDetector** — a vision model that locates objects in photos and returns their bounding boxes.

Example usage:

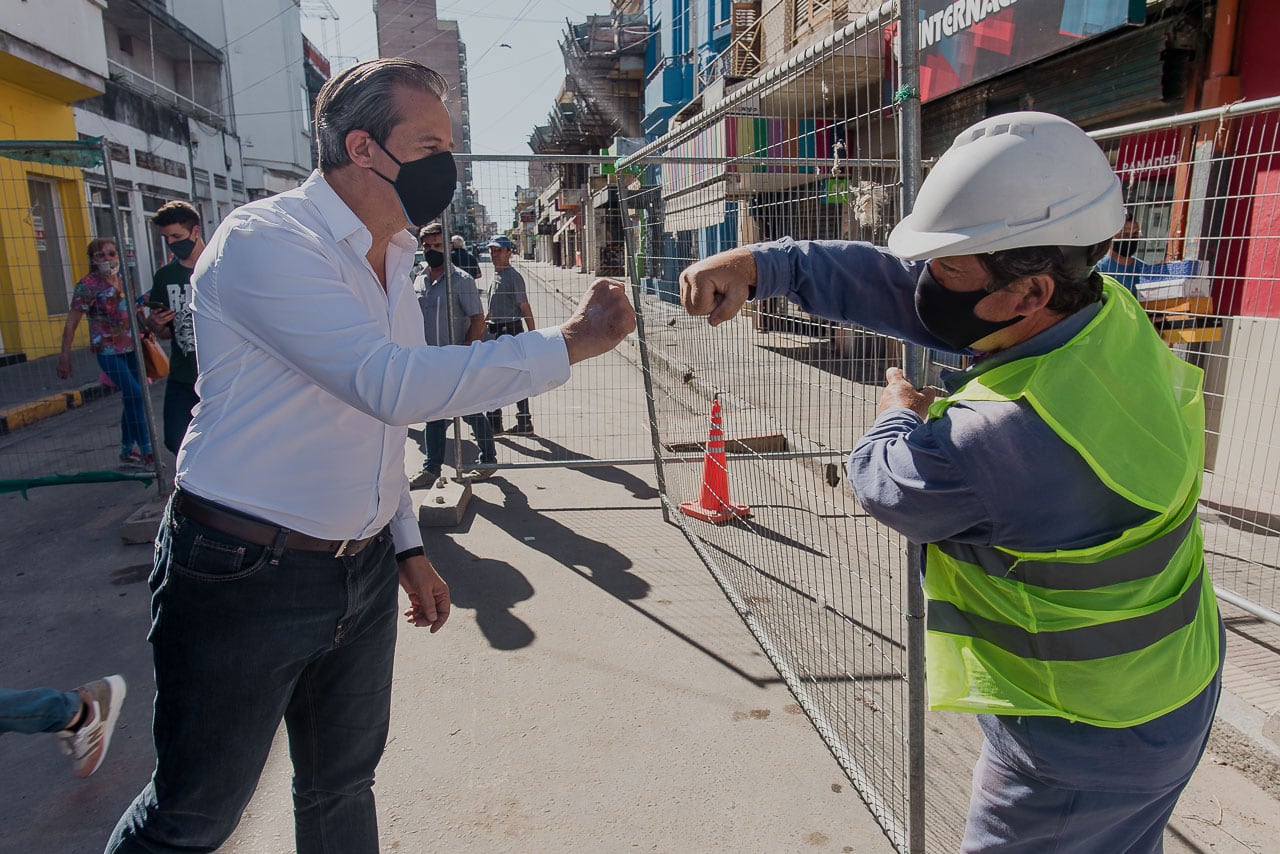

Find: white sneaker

[57,674,126,779]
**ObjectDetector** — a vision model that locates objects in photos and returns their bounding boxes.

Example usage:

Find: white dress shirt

[177,171,570,550]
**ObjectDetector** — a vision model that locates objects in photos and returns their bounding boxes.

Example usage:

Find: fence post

[103,138,169,494]
[895,1,929,851]
[617,173,671,523]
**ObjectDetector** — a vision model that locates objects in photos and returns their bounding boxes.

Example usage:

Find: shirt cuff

[748,238,795,302]
[391,515,423,554]
[522,326,572,393]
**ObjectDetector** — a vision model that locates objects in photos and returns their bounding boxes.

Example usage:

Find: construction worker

[679,112,1223,852]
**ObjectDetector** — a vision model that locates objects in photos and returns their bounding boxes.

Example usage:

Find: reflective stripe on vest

[928,565,1202,662]
[934,512,1197,591]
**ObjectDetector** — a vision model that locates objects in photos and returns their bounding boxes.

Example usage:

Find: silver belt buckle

[334,538,353,558]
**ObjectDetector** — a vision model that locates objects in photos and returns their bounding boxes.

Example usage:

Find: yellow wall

[0,79,95,358]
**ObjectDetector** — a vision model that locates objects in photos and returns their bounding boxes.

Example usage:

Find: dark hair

[979,240,1112,315]
[314,58,449,172]
[419,223,443,238]
[153,200,200,229]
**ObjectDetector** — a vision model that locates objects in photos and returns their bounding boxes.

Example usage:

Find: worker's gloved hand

[560,278,637,365]
[680,248,758,326]
[877,367,937,419]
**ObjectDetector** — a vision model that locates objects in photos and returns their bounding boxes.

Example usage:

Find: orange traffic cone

[679,397,751,524]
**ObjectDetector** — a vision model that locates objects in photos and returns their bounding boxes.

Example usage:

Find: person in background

[679,111,1221,853]
[56,238,154,468]
[1094,208,1149,296]
[485,234,536,435]
[411,223,496,488]
[0,675,126,778]
[145,200,206,455]
[449,234,481,279]
[105,58,633,854]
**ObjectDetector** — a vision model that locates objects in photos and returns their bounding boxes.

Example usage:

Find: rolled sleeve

[749,238,951,350]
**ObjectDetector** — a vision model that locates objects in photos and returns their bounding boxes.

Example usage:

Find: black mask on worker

[168,238,197,261]
[914,263,1023,351]
[423,249,445,269]
[1111,239,1138,258]
[369,138,456,228]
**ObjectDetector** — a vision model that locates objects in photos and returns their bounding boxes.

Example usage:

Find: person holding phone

[146,200,205,454]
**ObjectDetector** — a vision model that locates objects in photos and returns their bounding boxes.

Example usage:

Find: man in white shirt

[107,58,634,854]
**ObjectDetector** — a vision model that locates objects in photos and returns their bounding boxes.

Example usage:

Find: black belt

[172,491,379,558]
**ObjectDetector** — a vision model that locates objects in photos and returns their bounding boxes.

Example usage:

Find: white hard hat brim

[889,181,1125,261]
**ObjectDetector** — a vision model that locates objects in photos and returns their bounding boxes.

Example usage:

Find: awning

[553,217,577,240]
[662,182,727,233]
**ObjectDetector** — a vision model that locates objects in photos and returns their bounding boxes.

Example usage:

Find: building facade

[73,0,241,297]
[0,0,109,358]
[174,0,316,201]
[375,0,478,240]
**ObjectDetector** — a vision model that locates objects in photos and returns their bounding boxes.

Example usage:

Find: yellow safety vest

[923,279,1219,727]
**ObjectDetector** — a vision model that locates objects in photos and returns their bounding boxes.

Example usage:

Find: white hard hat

[888,112,1124,261]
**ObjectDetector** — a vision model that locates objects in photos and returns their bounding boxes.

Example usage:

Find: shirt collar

[305,169,418,260]
[944,300,1104,393]
[303,171,367,246]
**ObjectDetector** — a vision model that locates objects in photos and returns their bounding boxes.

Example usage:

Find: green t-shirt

[149,260,197,385]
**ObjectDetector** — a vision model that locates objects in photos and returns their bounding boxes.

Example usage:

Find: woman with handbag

[56,238,155,468]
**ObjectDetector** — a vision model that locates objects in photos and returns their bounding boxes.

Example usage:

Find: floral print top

[69,272,136,355]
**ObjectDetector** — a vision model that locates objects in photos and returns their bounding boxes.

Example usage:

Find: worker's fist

[680,248,758,327]
[561,278,636,365]
[878,367,937,419]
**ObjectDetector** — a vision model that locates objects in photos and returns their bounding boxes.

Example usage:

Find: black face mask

[423,249,445,269]
[914,263,1024,351]
[168,238,197,261]
[369,139,457,227]
[1111,239,1138,258]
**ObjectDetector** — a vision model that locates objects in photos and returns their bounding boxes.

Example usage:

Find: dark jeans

[162,379,199,455]
[486,320,530,422]
[423,413,496,472]
[107,495,399,854]
[97,351,152,455]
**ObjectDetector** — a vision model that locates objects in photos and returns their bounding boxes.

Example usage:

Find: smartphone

[145,301,169,310]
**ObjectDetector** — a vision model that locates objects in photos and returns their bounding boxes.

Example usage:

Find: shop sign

[918,0,1146,103]
[1114,128,1182,180]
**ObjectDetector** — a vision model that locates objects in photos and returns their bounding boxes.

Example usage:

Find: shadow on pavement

[480,482,651,602]
[424,512,536,651]
[496,434,660,501]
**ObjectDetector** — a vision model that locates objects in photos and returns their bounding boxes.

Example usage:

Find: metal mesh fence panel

[615,14,1280,854]
[0,140,164,496]
[443,155,655,473]
[1090,100,1280,628]
[616,5,957,851]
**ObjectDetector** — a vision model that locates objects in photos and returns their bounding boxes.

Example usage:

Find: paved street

[0,259,1276,852]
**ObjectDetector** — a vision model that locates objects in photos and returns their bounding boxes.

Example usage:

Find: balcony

[107,59,226,129]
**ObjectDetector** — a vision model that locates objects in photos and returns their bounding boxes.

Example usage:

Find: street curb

[0,382,114,435]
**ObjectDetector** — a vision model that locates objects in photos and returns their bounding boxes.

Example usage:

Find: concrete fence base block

[121,496,168,545]
[417,478,472,528]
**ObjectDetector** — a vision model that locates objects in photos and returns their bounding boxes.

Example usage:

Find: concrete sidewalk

[0,257,1276,851]
[3,450,1277,852]
[0,348,117,435]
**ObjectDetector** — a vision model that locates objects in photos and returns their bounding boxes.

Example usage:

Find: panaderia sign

[918,0,1146,102]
